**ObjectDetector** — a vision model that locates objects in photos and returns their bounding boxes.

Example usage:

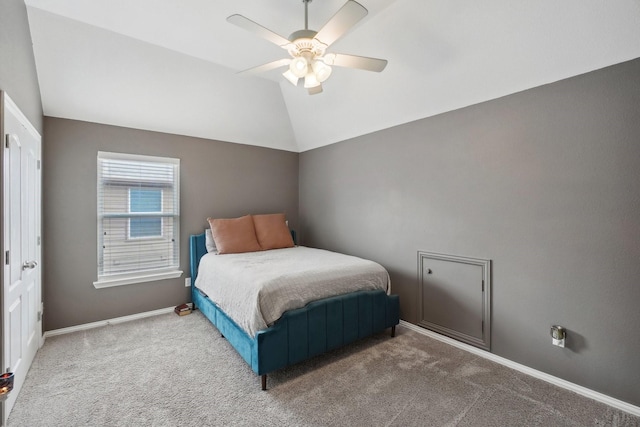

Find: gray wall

[43,117,299,331]
[0,0,43,133]
[299,58,640,406]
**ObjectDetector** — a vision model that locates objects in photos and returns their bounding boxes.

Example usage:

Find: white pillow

[205,228,217,253]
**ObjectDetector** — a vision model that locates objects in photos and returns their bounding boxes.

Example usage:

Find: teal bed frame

[189,232,400,390]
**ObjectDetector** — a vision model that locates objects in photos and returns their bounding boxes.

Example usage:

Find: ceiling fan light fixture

[290,56,308,78]
[303,72,320,89]
[312,60,332,82]
[282,69,299,86]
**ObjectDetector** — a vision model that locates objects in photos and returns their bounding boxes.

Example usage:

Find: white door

[2,94,42,423]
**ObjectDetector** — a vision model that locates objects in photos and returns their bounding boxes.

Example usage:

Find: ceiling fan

[228,0,388,95]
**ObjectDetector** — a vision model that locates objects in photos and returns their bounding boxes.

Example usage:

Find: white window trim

[95,151,181,288]
[93,270,183,289]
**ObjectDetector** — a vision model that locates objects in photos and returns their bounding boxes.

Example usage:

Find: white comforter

[194,246,390,337]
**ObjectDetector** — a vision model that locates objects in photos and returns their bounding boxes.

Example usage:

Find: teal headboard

[189,233,207,282]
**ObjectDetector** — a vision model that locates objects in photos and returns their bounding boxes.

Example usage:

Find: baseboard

[399,320,640,417]
[43,306,175,339]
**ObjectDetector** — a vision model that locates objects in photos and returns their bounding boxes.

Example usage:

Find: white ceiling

[25,0,640,152]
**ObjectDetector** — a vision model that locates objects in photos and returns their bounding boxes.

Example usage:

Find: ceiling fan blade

[308,84,323,95]
[323,53,387,72]
[227,14,291,47]
[238,58,291,75]
[314,0,368,47]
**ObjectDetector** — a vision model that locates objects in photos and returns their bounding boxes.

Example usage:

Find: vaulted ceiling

[25,0,640,152]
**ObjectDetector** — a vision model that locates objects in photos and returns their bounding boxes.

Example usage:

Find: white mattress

[194,246,390,337]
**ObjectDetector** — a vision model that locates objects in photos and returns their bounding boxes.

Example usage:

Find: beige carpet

[7,311,640,426]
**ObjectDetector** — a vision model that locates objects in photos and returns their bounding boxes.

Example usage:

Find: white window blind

[95,152,181,288]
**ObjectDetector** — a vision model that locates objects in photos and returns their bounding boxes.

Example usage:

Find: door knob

[22,260,38,270]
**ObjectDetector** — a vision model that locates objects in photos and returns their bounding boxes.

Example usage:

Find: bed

[189,231,400,390]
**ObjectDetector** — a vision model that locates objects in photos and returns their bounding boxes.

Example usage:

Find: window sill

[93,270,183,289]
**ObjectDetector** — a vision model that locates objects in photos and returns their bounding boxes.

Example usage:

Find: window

[129,188,162,239]
[94,152,182,288]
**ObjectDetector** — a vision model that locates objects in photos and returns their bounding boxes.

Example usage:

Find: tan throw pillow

[207,215,262,254]
[252,213,294,250]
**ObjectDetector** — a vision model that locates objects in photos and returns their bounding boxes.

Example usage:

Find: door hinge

[482,320,484,332]
[38,311,42,322]
[38,236,41,246]
[481,280,484,292]
[37,160,41,170]
[5,134,9,149]
[5,250,9,265]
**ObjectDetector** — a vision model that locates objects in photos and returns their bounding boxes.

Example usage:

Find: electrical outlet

[185,277,191,287]
[550,325,566,347]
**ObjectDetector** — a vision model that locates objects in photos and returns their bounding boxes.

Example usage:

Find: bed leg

[261,374,267,391]
[391,325,396,337]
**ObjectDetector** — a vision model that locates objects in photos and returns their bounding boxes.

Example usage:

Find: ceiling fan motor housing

[287,30,327,58]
